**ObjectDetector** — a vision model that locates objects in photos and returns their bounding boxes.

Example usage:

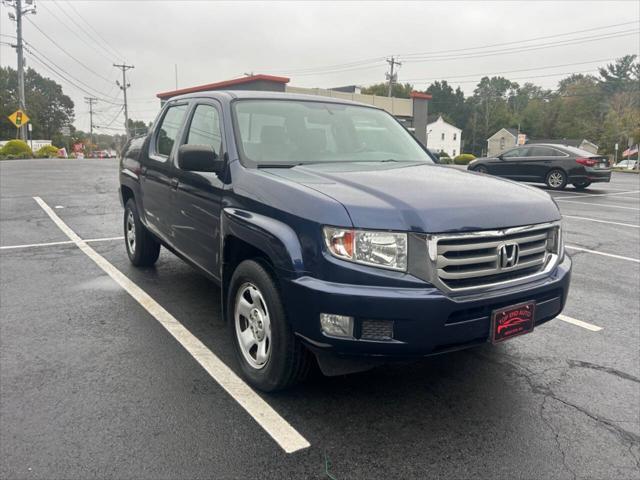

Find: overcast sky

[1,0,638,134]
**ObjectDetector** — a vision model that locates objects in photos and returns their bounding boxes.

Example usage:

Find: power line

[37,1,114,63]
[402,57,621,82]
[23,42,119,101]
[25,16,113,84]
[24,45,121,103]
[267,21,638,76]
[400,30,639,63]
[401,21,639,58]
[282,30,637,78]
[62,0,125,61]
[96,104,124,129]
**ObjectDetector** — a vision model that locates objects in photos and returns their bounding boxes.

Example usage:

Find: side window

[453,133,457,141]
[155,104,188,157]
[528,146,560,157]
[548,148,566,157]
[502,147,527,158]
[186,104,222,155]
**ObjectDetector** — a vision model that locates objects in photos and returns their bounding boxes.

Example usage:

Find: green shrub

[438,156,454,164]
[0,139,32,157]
[453,153,476,165]
[35,145,61,158]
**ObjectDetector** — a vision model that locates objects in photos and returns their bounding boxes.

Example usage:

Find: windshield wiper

[257,163,299,168]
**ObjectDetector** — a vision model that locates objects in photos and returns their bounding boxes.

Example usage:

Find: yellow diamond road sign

[8,109,30,128]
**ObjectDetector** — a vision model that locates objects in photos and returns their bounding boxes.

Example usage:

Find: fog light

[320,313,354,338]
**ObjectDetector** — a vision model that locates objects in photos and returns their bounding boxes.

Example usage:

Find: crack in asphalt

[540,395,577,480]
[470,350,640,475]
[567,359,640,384]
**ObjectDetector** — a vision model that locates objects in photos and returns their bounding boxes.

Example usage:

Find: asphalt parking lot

[1,158,639,480]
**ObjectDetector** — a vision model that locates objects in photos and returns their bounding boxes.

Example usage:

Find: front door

[140,102,189,243]
[491,146,530,178]
[172,101,226,279]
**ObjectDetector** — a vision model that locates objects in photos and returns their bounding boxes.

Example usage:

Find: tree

[0,67,74,140]
[467,76,518,154]
[127,119,149,136]
[554,75,602,141]
[598,54,639,96]
[361,82,414,98]
[425,80,466,127]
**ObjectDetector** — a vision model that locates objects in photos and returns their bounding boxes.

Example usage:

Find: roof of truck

[165,90,373,108]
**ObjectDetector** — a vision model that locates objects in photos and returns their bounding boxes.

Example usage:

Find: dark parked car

[119,91,571,391]
[467,144,611,190]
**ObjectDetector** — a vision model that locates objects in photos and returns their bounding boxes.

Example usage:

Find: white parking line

[562,215,640,229]
[556,200,640,211]
[33,196,310,454]
[554,189,640,200]
[557,314,603,331]
[85,236,125,243]
[566,245,640,263]
[0,236,124,250]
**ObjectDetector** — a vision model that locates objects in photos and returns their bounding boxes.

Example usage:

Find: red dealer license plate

[491,301,536,343]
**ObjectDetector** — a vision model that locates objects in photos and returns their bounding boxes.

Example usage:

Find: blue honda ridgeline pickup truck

[119,91,571,391]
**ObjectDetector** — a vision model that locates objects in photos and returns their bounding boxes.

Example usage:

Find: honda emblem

[499,243,519,269]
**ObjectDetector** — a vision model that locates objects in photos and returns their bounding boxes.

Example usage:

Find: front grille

[428,222,560,292]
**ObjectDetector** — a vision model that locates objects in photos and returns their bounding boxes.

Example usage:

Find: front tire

[545,169,567,190]
[473,165,488,174]
[124,199,160,267]
[228,260,310,392]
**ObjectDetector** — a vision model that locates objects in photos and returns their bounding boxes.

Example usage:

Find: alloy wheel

[548,171,565,188]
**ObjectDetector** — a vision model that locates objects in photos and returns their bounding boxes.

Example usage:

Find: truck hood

[264,162,560,233]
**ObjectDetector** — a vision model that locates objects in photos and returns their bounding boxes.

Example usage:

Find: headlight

[323,226,408,271]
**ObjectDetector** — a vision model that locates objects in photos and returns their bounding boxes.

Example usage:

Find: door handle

[170,178,179,190]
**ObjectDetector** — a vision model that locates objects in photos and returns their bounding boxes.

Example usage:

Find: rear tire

[124,199,160,267]
[545,169,567,190]
[228,259,310,392]
[573,181,591,190]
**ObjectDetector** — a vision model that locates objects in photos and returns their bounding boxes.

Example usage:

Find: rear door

[140,102,189,243]
[171,101,226,279]
[523,146,568,181]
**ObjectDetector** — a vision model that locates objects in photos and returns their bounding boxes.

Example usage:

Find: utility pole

[385,56,401,97]
[114,63,134,138]
[4,0,37,141]
[84,97,97,150]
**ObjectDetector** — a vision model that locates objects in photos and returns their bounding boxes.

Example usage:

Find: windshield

[233,99,433,166]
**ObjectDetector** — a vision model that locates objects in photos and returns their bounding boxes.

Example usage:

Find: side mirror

[178,144,225,174]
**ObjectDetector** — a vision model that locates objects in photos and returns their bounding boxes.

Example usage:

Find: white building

[426,116,462,157]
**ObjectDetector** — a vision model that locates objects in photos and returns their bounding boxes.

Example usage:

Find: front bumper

[282,255,571,358]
